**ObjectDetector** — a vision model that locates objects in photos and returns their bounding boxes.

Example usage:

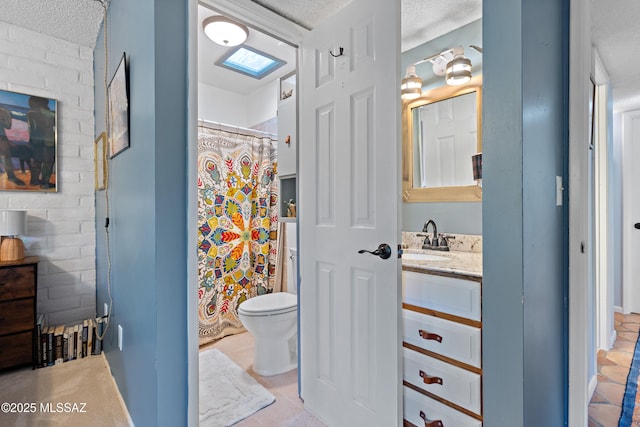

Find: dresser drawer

[403,347,481,415]
[403,271,481,321]
[0,299,34,335]
[0,330,32,370]
[404,386,481,427]
[403,309,481,368]
[0,266,36,302]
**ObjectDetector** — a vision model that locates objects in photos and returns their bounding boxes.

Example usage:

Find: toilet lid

[238,292,297,316]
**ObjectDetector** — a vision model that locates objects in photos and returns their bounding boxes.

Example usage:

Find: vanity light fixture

[403,45,476,92]
[203,15,249,47]
[401,65,422,100]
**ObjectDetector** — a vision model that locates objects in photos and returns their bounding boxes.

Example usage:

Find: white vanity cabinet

[402,269,483,427]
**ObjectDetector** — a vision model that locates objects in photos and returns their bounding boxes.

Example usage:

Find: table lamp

[0,210,26,262]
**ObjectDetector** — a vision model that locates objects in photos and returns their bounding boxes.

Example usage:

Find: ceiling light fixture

[202,15,249,47]
[401,65,423,100]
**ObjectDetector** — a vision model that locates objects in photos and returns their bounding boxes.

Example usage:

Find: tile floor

[206,317,640,427]
[589,312,640,427]
[201,332,326,427]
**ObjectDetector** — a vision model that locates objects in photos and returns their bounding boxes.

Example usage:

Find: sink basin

[402,252,450,262]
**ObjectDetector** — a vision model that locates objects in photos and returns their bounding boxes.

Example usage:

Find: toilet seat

[238,292,297,317]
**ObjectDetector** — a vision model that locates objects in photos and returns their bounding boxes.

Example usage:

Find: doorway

[194,1,305,424]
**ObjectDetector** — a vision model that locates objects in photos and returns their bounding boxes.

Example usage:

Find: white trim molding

[569,0,592,425]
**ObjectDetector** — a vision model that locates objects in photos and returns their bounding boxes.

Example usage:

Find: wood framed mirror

[402,75,482,202]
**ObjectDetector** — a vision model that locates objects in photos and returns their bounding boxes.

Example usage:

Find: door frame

[188,1,305,425]
[593,48,613,353]
[568,0,592,424]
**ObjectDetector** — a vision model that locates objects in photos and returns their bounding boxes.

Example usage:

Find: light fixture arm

[412,48,454,67]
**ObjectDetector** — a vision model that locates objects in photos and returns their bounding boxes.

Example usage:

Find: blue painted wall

[94,0,189,425]
[483,0,568,425]
[401,20,483,235]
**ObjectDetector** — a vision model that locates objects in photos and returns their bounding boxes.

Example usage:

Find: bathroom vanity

[401,234,482,427]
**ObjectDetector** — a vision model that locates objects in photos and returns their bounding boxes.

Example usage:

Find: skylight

[215,45,286,80]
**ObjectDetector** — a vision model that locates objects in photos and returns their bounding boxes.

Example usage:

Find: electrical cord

[93,0,112,342]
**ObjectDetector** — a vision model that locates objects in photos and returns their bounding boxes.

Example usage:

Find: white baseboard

[615,305,624,313]
[588,374,598,401]
[610,330,618,350]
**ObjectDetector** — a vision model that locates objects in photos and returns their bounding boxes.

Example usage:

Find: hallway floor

[202,331,326,427]
[589,312,640,427]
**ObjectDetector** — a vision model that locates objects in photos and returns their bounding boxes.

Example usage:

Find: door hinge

[397,244,403,259]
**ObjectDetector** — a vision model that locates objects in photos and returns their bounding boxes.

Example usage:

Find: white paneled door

[299,0,401,425]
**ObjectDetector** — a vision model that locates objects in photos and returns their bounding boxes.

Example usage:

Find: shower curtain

[197,122,279,345]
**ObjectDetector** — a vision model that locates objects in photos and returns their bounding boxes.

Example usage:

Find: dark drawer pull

[420,410,444,427]
[419,330,442,343]
[419,370,443,385]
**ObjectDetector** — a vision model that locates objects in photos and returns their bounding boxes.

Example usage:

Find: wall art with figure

[0,89,57,192]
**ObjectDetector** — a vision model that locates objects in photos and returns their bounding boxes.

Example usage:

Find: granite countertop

[401,248,482,278]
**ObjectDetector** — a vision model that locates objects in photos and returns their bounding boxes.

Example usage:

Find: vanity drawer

[403,347,481,415]
[403,270,481,321]
[404,386,482,427]
[403,309,481,368]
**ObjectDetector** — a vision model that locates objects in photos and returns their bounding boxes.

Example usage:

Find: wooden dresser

[0,257,39,370]
[402,268,483,427]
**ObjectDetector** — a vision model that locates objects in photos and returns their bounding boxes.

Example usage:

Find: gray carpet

[200,348,275,427]
[0,354,130,427]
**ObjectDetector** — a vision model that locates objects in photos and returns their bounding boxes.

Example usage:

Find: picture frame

[108,52,130,158]
[0,89,57,192]
[94,132,107,190]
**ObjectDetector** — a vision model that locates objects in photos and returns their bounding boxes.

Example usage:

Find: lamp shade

[0,210,25,236]
[203,16,249,47]
[401,65,422,100]
[446,55,472,86]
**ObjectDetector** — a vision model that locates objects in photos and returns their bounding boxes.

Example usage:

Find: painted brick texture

[0,21,96,325]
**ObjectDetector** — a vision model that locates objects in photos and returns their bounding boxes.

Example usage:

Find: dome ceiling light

[202,15,249,47]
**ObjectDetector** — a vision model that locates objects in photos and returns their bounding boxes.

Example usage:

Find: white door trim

[593,47,613,351]
[568,0,591,424]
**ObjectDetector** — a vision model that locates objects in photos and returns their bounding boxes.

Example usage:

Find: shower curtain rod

[198,119,277,141]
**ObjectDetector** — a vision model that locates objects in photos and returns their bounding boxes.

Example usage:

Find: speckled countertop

[401,232,483,278]
[401,249,482,278]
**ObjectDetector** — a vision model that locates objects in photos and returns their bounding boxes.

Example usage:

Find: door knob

[358,243,392,259]
[635,223,640,230]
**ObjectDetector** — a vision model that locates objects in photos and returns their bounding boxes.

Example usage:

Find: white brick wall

[0,21,96,325]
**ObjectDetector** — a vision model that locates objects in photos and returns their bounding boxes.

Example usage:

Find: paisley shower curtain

[197,122,279,345]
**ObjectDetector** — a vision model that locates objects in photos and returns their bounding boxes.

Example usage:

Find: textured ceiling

[0,0,106,48]
[1,0,638,111]
[591,0,640,111]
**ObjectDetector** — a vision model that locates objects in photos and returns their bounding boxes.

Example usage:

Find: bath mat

[200,348,275,426]
[619,333,640,426]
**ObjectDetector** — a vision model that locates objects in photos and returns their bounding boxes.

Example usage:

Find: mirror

[402,75,482,202]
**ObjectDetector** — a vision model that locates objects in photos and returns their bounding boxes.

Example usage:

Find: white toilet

[238,247,297,376]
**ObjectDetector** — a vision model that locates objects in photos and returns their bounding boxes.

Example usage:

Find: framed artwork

[0,89,57,192]
[94,132,107,190]
[108,53,130,158]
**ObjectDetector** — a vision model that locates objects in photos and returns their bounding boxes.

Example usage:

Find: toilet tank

[287,247,297,295]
